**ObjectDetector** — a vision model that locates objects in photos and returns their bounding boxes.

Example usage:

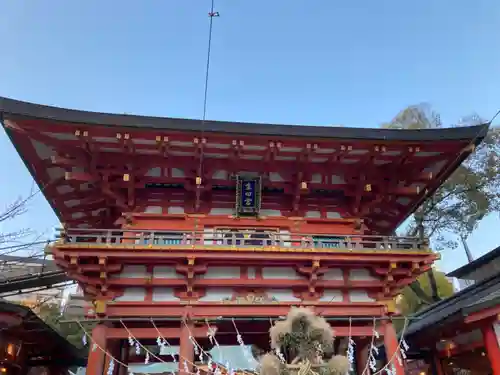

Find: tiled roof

[463,287,500,313]
[0,96,490,141]
[447,245,500,278]
[0,299,86,366]
[404,273,500,337]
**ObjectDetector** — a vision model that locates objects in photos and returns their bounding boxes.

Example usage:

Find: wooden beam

[464,304,500,324]
[106,326,211,339]
[51,246,436,264]
[54,274,387,290]
[105,303,386,318]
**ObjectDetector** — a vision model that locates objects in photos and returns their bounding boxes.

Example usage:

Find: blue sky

[1,0,499,273]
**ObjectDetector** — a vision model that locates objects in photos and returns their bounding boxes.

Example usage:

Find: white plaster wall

[144,206,162,214]
[348,290,374,302]
[320,268,343,280]
[305,211,321,218]
[167,206,185,214]
[171,168,185,177]
[265,289,301,302]
[260,210,282,217]
[112,265,149,279]
[145,167,161,177]
[152,288,180,302]
[326,211,342,219]
[349,269,378,281]
[319,290,343,302]
[311,174,322,183]
[331,175,346,184]
[247,267,257,279]
[31,139,54,159]
[56,185,74,194]
[115,288,146,302]
[153,266,182,279]
[198,288,234,302]
[198,266,241,279]
[262,267,302,279]
[209,208,234,215]
[212,170,228,179]
[269,172,284,182]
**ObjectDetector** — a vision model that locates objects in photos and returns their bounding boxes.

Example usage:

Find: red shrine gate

[0,97,489,375]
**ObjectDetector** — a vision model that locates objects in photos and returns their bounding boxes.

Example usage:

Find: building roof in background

[0,254,52,264]
[447,245,500,278]
[0,254,70,296]
[0,254,57,268]
[462,288,500,315]
[0,299,86,367]
[0,270,70,296]
[404,272,500,338]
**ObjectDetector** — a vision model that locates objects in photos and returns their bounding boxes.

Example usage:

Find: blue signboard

[236,177,261,215]
[241,180,256,208]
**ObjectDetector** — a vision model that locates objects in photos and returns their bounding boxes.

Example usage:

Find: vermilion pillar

[432,353,445,375]
[118,340,129,375]
[179,322,194,375]
[356,342,370,375]
[383,321,404,375]
[482,323,500,375]
[87,324,107,375]
[103,340,121,375]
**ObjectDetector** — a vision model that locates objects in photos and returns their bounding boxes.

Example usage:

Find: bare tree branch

[0,187,48,260]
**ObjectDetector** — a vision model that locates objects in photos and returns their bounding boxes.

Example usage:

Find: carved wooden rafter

[221,290,279,305]
[11,121,462,230]
[175,258,208,300]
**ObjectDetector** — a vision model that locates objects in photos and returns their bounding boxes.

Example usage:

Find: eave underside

[51,245,437,304]
[404,273,500,343]
[0,98,488,233]
[0,301,86,366]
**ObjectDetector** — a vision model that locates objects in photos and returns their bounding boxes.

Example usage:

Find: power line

[0,239,51,253]
[198,0,219,183]
[202,0,218,125]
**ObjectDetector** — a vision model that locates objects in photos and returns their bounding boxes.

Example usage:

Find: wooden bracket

[94,300,107,315]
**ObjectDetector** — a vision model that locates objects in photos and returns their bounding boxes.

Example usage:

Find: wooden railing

[55,228,428,251]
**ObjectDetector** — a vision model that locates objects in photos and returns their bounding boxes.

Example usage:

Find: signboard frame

[235,176,262,216]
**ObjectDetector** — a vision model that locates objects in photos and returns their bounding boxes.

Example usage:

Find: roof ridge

[1,96,490,140]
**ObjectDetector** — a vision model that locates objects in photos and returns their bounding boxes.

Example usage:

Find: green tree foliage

[37,302,86,349]
[384,104,499,330]
[395,269,455,331]
[397,269,454,316]
[383,104,500,250]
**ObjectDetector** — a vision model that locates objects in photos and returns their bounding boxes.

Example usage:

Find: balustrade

[55,228,428,251]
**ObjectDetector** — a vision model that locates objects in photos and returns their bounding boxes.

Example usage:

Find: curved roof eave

[0,96,491,142]
[447,245,500,278]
